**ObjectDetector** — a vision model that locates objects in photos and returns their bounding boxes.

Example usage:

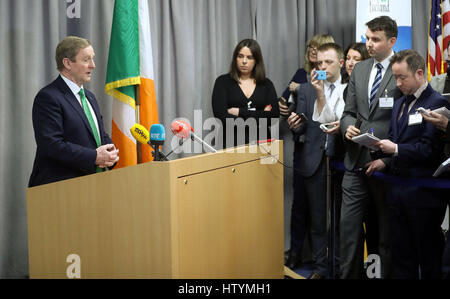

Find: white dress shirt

[312,75,347,123]
[61,74,100,134]
[367,51,395,104]
[394,81,429,155]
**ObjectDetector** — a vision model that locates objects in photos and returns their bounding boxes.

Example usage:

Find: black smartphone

[299,113,308,122]
[354,118,362,129]
[279,97,288,106]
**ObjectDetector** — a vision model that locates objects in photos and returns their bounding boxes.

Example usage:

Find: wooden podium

[27,141,284,279]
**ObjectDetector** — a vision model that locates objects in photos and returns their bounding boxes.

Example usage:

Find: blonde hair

[55,36,91,71]
[304,34,335,73]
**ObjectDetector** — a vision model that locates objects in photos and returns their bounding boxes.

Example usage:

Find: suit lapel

[369,63,394,116]
[360,60,373,118]
[395,96,408,138]
[56,76,98,143]
[397,85,432,137]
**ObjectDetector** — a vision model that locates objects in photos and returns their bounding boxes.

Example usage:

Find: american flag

[428,0,450,81]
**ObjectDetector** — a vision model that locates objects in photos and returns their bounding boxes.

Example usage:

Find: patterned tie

[369,63,383,109]
[329,83,336,98]
[79,88,102,173]
[398,95,416,129]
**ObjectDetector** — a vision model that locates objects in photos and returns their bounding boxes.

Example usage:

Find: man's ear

[415,68,424,80]
[339,58,345,68]
[62,58,72,71]
[389,37,397,49]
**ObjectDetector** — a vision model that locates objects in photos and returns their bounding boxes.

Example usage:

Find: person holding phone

[419,77,450,280]
[279,34,335,117]
[310,45,345,135]
[287,43,345,279]
[281,34,335,271]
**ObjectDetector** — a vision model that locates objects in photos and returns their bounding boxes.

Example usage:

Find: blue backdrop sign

[356,0,412,52]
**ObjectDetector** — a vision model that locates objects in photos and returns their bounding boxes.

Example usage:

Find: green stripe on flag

[106,0,139,88]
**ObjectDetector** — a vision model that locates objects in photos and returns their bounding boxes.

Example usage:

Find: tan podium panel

[27,141,284,279]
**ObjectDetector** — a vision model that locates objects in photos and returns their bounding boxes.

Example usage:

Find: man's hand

[345,125,361,141]
[289,82,300,93]
[279,100,290,116]
[310,69,325,98]
[421,110,449,132]
[364,159,386,177]
[322,121,341,135]
[96,144,119,168]
[287,112,303,131]
[376,139,397,155]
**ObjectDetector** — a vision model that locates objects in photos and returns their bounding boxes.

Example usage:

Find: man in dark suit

[339,16,402,279]
[421,64,450,280]
[287,43,345,279]
[376,50,448,279]
[29,36,119,187]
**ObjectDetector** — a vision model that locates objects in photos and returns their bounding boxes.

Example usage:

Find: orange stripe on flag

[112,120,137,168]
[139,77,159,162]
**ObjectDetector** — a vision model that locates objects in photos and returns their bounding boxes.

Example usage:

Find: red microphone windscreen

[170,120,192,139]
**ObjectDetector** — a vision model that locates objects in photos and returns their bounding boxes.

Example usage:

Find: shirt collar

[413,82,428,99]
[324,75,342,89]
[374,50,395,70]
[61,74,84,97]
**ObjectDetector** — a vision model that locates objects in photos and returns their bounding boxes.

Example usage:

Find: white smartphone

[416,107,431,116]
[320,123,337,131]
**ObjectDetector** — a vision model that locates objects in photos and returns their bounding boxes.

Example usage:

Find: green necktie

[79,88,102,173]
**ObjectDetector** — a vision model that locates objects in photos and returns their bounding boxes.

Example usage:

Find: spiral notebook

[352,133,381,151]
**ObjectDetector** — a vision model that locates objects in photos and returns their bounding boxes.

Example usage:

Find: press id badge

[379,97,394,109]
[408,113,423,126]
[379,90,394,109]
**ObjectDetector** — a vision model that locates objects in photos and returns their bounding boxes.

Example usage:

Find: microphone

[170,120,217,153]
[150,124,166,162]
[130,124,169,161]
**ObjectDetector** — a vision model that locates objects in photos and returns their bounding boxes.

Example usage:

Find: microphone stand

[164,137,188,159]
[149,142,169,161]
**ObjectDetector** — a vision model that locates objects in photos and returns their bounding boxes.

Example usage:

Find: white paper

[352,133,381,151]
[432,107,450,119]
[433,157,450,178]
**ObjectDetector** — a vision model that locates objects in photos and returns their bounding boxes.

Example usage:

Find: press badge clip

[379,89,394,109]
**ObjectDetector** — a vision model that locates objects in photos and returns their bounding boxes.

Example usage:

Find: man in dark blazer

[339,16,402,279]
[29,36,119,187]
[376,50,449,279]
[287,43,345,279]
[420,62,450,280]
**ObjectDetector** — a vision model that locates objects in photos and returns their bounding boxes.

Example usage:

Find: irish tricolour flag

[105,0,159,168]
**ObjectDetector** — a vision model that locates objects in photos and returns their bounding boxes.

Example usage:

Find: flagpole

[441,0,445,74]
[429,0,433,81]
[135,85,142,164]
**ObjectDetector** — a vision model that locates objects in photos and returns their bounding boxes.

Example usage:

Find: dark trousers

[330,167,343,277]
[289,146,308,254]
[302,156,328,276]
[442,195,450,280]
[340,171,391,279]
[388,187,446,279]
[443,223,450,279]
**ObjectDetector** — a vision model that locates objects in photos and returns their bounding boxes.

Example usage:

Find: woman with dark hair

[342,42,370,84]
[212,39,279,148]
